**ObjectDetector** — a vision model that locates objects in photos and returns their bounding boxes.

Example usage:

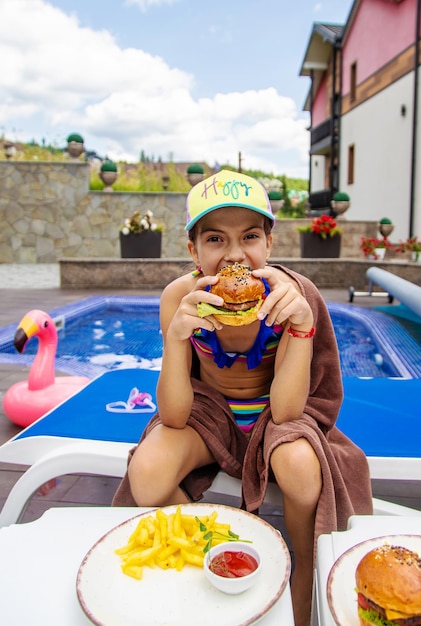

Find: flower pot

[378,223,394,238]
[187,172,204,186]
[330,200,350,218]
[67,141,84,159]
[269,199,284,212]
[119,231,162,258]
[299,232,341,258]
[411,251,421,263]
[369,247,386,260]
[100,171,118,191]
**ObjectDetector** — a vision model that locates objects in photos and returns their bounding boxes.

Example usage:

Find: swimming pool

[0,296,420,379]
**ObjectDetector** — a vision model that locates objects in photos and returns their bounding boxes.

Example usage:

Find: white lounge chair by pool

[0,369,420,526]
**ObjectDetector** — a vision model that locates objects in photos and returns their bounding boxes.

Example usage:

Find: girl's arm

[156,274,223,428]
[253,268,314,424]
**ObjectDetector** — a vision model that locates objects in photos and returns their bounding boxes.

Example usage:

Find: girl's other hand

[167,274,225,340]
[253,267,314,330]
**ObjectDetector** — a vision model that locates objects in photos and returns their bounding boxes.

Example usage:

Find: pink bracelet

[287,326,316,339]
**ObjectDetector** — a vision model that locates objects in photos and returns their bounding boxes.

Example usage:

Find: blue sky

[0,0,354,177]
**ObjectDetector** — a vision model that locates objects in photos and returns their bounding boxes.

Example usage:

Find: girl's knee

[272,438,319,474]
[128,445,155,483]
[271,438,322,502]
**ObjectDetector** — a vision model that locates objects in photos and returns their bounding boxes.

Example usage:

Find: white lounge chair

[1,370,420,526]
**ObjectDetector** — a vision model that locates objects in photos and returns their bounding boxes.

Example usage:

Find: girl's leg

[128,423,215,507]
[270,438,322,626]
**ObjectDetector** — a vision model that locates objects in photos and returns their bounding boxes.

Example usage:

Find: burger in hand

[197,263,266,327]
[355,544,421,625]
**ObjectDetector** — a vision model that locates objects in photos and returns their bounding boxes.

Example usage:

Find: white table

[0,507,294,626]
[312,514,421,626]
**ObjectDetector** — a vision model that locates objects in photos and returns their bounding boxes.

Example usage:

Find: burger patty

[394,617,421,625]
[223,300,259,312]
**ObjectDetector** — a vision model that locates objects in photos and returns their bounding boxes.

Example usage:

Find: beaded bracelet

[287,326,316,339]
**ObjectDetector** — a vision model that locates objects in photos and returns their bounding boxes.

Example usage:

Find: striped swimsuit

[190,322,283,434]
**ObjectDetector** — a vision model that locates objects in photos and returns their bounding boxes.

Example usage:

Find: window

[348,144,355,184]
[350,62,357,103]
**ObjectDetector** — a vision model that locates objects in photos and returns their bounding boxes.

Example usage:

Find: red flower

[360,236,391,258]
[310,215,338,239]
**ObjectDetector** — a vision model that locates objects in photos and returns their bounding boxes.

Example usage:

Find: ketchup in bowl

[210,550,258,578]
[204,542,262,594]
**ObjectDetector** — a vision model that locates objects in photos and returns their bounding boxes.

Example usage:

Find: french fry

[180,548,204,567]
[208,511,218,526]
[115,505,244,580]
[157,543,179,561]
[138,526,150,546]
[152,528,161,548]
[175,553,184,571]
[168,536,201,552]
[121,564,143,580]
[173,505,182,537]
[124,545,162,566]
[156,509,168,544]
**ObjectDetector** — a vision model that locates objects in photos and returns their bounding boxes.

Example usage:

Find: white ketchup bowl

[203,542,262,595]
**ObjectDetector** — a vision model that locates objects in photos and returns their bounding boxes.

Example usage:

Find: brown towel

[242,266,373,544]
[112,265,373,550]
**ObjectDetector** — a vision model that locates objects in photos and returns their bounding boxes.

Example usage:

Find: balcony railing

[310,119,332,146]
[309,189,333,213]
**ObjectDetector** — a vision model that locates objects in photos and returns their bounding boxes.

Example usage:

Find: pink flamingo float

[3,309,90,428]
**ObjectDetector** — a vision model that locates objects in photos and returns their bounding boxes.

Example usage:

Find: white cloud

[124,0,180,12]
[0,0,309,177]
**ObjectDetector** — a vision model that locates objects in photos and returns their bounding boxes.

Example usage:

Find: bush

[100,160,117,172]
[332,191,350,201]
[66,133,84,144]
[187,163,204,174]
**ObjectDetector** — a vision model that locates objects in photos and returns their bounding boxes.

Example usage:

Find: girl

[113,170,372,625]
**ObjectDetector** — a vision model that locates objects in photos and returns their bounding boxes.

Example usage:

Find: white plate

[327,534,421,625]
[76,503,291,626]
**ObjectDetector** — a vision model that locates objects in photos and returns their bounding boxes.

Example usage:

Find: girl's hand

[253,267,314,330]
[166,275,224,340]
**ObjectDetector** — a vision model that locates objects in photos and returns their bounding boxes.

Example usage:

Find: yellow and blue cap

[185,169,274,231]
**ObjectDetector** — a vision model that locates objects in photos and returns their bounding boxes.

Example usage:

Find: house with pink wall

[299,0,420,242]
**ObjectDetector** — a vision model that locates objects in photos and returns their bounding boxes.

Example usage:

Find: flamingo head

[14,309,58,354]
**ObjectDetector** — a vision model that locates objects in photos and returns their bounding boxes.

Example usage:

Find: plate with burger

[327,534,421,626]
[197,263,267,327]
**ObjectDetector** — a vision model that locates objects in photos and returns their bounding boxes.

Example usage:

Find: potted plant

[4,142,16,159]
[66,133,84,159]
[360,236,391,260]
[378,217,394,238]
[186,164,204,186]
[119,210,163,258]
[395,236,421,263]
[331,192,351,217]
[100,160,118,191]
[297,214,342,258]
[267,189,284,213]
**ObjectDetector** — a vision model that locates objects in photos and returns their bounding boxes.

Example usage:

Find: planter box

[299,232,341,258]
[119,231,162,258]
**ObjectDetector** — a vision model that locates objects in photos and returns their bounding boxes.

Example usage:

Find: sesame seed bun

[209,263,265,327]
[355,544,421,624]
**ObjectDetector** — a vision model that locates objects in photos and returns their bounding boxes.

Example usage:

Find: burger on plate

[355,544,421,625]
[197,263,266,327]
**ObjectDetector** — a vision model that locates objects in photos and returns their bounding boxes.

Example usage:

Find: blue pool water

[0,296,420,379]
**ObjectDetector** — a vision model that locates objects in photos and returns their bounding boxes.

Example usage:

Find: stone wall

[0,161,383,263]
[60,258,421,290]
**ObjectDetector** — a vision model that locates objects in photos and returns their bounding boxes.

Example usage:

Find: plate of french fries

[76,503,291,626]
